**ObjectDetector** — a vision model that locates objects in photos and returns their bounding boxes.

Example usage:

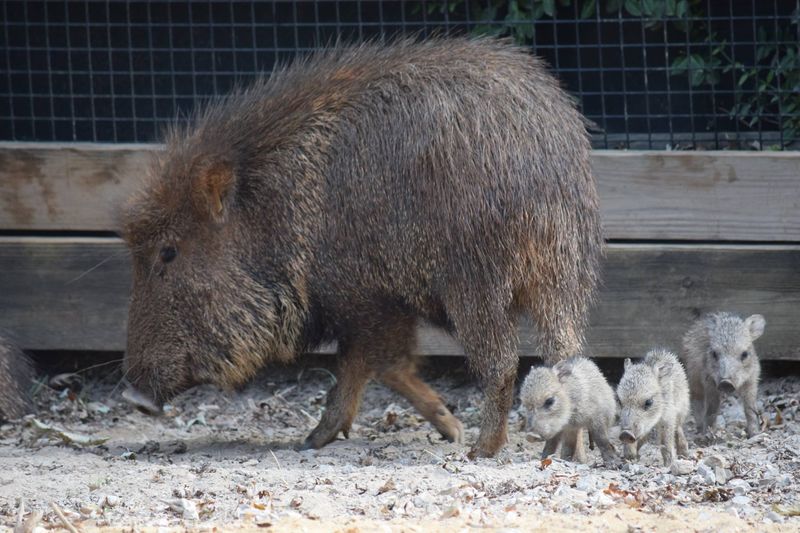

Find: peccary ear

[745,314,766,340]
[623,358,632,371]
[655,362,673,381]
[553,360,573,382]
[196,161,235,222]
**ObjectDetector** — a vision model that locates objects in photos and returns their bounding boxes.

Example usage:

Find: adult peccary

[120,37,602,458]
[520,357,618,465]
[0,335,34,421]
[681,312,765,438]
[617,349,689,466]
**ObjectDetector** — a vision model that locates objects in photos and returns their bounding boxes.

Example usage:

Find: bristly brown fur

[0,335,34,421]
[121,36,603,458]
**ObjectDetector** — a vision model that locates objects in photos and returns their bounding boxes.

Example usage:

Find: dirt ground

[1,358,798,532]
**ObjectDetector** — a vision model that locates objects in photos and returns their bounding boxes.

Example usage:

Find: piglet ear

[623,358,632,371]
[553,359,573,382]
[656,362,673,381]
[196,161,235,223]
[745,314,766,340]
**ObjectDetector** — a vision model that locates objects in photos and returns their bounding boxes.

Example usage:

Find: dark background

[2,1,798,149]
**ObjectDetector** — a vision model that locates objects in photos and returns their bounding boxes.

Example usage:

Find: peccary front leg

[691,393,707,435]
[658,421,677,466]
[623,442,638,461]
[704,388,721,433]
[542,433,561,459]
[675,426,689,458]
[380,359,464,444]
[302,341,372,449]
[561,427,587,463]
[589,424,619,466]
[740,379,761,438]
[624,436,645,461]
[449,302,518,459]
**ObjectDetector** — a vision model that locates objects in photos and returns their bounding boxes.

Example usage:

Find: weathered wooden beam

[593,150,800,241]
[1,143,799,241]
[0,237,797,360]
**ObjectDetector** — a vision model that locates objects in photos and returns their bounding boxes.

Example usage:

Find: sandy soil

[0,360,798,532]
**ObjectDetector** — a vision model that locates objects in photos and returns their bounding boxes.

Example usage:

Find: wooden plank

[1,143,800,241]
[0,237,798,360]
[0,143,149,232]
[593,150,800,241]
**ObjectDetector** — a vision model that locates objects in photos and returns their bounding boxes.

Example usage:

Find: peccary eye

[543,397,555,409]
[160,246,177,263]
[741,351,749,360]
[643,398,653,409]
[710,350,719,361]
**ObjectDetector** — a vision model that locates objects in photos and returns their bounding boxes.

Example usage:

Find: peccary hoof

[297,438,318,451]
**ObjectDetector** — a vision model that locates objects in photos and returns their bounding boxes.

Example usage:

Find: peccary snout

[619,430,637,444]
[718,379,736,393]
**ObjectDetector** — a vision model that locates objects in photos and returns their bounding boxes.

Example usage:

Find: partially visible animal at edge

[0,335,35,422]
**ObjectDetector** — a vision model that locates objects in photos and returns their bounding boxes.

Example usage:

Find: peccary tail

[0,335,35,421]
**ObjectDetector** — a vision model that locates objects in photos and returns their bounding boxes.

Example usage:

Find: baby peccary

[121,37,602,458]
[0,336,34,421]
[617,349,689,466]
[520,357,618,465]
[681,313,765,438]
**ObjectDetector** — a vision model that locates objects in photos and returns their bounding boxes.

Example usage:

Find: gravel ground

[0,359,798,532]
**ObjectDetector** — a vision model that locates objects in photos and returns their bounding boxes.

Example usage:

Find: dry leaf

[377,478,396,495]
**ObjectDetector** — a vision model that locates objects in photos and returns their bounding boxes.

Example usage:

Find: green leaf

[606,0,624,14]
[671,55,689,75]
[580,0,597,19]
[625,0,642,16]
[665,0,677,16]
[705,71,720,86]
[542,0,556,17]
[641,0,659,17]
[756,44,773,62]
[675,0,688,18]
[689,55,706,86]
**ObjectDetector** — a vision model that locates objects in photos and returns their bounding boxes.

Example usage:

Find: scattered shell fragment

[163,498,199,520]
[30,418,109,447]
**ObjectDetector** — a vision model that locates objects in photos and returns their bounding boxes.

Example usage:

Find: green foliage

[420,0,799,146]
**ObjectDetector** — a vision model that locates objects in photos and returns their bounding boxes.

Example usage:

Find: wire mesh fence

[2,1,798,149]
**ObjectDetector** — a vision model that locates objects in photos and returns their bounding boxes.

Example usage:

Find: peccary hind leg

[304,314,464,449]
[449,301,518,459]
[380,358,464,444]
